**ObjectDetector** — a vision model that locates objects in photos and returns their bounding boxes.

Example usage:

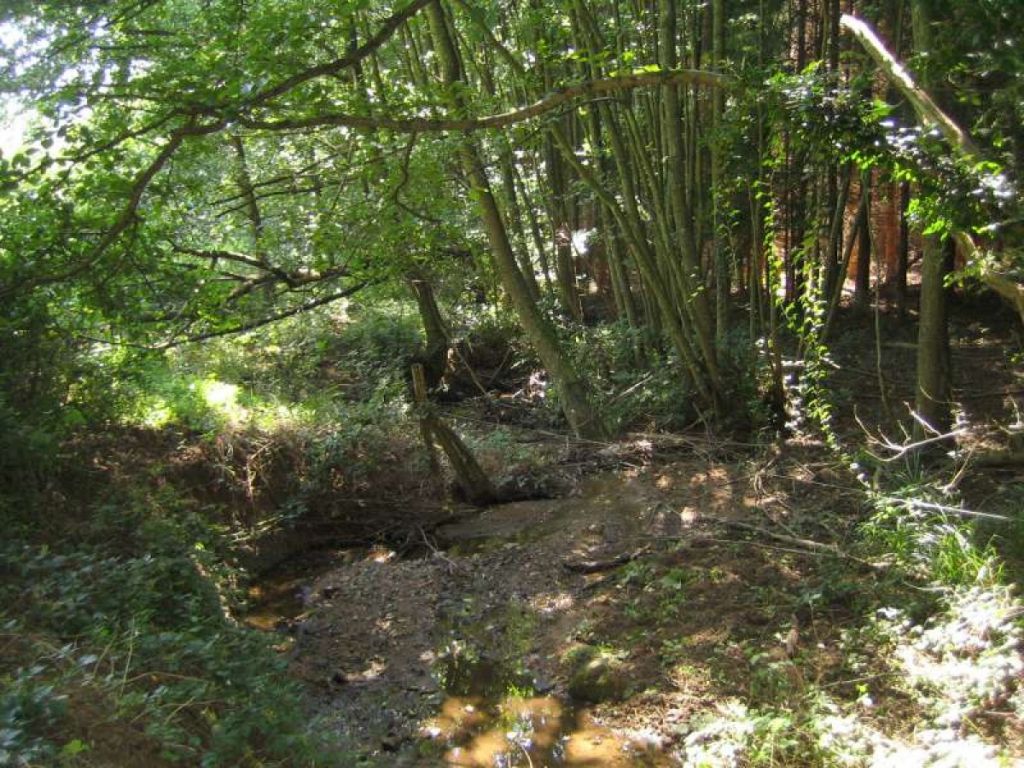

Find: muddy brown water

[424,652,664,767]
[243,547,365,631]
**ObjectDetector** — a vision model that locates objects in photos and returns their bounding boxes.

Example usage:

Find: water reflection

[423,653,665,767]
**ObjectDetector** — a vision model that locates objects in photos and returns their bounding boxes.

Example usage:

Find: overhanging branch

[238,69,729,134]
[839,14,980,157]
[0,116,226,299]
[840,13,1023,324]
[161,281,369,348]
[244,0,434,108]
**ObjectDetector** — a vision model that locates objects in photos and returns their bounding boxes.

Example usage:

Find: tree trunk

[408,271,450,390]
[915,235,950,437]
[909,1,951,439]
[840,11,954,439]
[854,171,872,311]
[425,0,608,439]
[546,135,583,321]
[412,364,496,505]
[895,179,910,315]
[711,0,728,348]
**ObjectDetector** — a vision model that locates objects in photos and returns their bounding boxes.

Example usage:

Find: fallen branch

[876,496,1011,522]
[724,520,847,556]
[563,546,651,574]
[708,521,884,570]
[853,407,968,463]
[417,525,464,574]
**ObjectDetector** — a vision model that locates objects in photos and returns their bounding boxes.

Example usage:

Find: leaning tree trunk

[408,270,450,390]
[424,0,608,439]
[412,365,496,505]
[841,12,953,438]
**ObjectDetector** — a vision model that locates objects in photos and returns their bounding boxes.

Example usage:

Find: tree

[2,0,1019,445]
[0,0,715,438]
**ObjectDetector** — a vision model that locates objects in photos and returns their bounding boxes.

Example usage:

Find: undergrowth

[673,359,1024,766]
[0,482,341,767]
[0,304,433,767]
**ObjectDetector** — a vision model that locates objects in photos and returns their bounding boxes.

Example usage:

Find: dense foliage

[1,0,1022,765]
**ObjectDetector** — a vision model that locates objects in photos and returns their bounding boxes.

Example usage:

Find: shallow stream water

[423,651,662,767]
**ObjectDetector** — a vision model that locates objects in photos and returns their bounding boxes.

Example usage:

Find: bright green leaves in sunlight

[0,0,480,352]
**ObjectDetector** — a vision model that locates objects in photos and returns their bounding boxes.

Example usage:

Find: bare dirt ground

[252,437,881,766]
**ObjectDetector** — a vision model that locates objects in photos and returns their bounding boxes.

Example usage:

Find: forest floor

[8,301,1021,767]
[257,440,862,766]
[242,304,1024,767]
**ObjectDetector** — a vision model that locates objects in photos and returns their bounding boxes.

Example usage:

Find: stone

[564,645,629,703]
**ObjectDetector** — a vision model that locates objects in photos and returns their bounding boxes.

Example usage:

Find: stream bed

[243,468,697,765]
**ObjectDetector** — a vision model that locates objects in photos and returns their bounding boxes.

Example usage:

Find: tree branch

[0,116,226,299]
[174,246,351,294]
[840,14,980,157]
[238,69,729,134]
[161,282,369,348]
[243,0,434,108]
[841,13,1023,325]
[174,246,270,272]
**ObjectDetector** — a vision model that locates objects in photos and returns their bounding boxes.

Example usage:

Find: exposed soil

[246,438,875,766]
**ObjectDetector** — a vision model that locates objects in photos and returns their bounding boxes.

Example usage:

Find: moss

[563,644,629,703]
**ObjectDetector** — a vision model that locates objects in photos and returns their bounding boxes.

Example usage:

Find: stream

[244,468,697,766]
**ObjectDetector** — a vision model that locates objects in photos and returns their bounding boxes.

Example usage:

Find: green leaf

[60,739,89,756]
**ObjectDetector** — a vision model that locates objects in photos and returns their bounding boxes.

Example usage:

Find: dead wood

[563,546,651,574]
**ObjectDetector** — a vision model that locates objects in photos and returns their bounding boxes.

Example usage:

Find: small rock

[533,676,555,694]
[564,645,629,703]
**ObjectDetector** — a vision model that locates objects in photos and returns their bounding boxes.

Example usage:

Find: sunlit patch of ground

[244,432,1022,766]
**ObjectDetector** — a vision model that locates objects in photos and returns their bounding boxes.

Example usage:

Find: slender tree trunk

[712,0,728,347]
[909,0,951,438]
[854,171,872,311]
[915,232,951,437]
[516,162,555,294]
[658,0,723,407]
[498,150,542,303]
[546,135,583,321]
[896,179,910,315]
[425,0,608,439]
